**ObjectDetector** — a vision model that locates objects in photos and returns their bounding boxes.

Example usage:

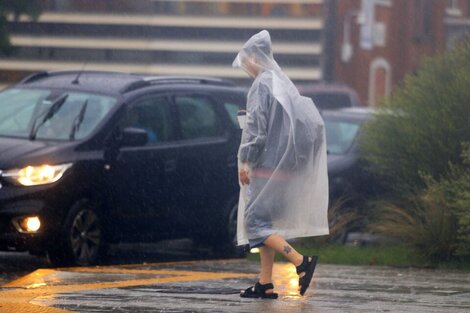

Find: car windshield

[0,88,116,141]
[324,118,361,155]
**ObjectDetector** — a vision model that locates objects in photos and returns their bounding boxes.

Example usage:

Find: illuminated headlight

[250,247,260,254]
[13,216,41,233]
[2,163,72,186]
[22,216,41,232]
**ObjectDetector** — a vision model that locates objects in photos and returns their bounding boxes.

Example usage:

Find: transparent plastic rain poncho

[233,30,329,247]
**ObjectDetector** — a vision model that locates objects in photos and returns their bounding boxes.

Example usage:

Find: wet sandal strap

[296,256,319,296]
[241,282,278,299]
[255,282,274,293]
[296,256,309,275]
[242,286,256,295]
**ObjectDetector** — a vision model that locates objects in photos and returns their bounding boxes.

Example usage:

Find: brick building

[330,0,470,106]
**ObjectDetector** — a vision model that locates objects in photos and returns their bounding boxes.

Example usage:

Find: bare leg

[263,234,303,266]
[263,234,317,296]
[258,246,275,293]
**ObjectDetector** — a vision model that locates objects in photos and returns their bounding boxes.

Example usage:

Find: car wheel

[48,200,106,266]
[211,202,247,258]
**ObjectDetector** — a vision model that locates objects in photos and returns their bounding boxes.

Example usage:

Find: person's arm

[239,83,271,164]
[239,83,271,185]
[239,161,251,185]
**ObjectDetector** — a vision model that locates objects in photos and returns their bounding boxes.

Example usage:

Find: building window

[447,0,462,16]
[414,0,434,41]
[369,58,391,106]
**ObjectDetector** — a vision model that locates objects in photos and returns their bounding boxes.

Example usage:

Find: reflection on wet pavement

[1,260,470,312]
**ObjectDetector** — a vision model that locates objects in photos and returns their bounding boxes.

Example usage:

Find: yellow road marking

[0,302,70,313]
[105,257,243,268]
[3,269,56,288]
[0,262,255,313]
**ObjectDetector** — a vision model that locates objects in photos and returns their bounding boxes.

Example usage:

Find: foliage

[247,244,427,268]
[293,195,370,246]
[325,196,362,243]
[370,188,458,261]
[435,143,470,257]
[360,38,470,195]
[0,0,42,54]
[370,149,470,260]
[360,38,470,261]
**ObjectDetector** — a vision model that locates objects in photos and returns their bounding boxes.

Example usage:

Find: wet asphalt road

[0,239,209,285]
[1,249,470,313]
[0,251,50,285]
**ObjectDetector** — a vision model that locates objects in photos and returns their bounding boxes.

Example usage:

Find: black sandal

[240,282,279,299]
[296,256,318,296]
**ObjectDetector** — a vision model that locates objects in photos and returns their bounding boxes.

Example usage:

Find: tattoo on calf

[283,245,292,254]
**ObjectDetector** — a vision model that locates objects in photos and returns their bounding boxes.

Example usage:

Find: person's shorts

[244,176,286,248]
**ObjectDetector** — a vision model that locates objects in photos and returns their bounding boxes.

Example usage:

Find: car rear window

[306,92,352,110]
[324,119,361,155]
[223,102,243,127]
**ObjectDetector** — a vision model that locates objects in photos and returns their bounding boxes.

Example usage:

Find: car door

[105,94,178,241]
[166,93,234,235]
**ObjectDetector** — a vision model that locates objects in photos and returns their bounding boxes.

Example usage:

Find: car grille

[0,218,8,234]
[0,172,12,189]
[0,170,5,190]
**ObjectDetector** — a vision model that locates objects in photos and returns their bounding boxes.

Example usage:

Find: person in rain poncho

[233,30,329,298]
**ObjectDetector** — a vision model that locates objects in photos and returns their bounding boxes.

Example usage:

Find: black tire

[210,201,247,258]
[47,200,107,266]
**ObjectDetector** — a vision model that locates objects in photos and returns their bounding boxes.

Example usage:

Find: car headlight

[2,163,72,186]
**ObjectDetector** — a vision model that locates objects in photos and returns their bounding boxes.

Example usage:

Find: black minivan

[0,71,247,265]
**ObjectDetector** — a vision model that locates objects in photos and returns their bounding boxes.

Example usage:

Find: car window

[307,93,352,110]
[0,88,116,140]
[223,102,244,127]
[215,93,246,127]
[121,96,174,145]
[324,119,361,155]
[174,95,223,140]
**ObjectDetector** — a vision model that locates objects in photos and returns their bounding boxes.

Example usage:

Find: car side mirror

[121,127,148,147]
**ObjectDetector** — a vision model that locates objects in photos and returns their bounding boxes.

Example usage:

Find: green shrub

[370,144,470,260]
[361,38,470,260]
[437,143,470,257]
[360,39,470,194]
[370,189,458,261]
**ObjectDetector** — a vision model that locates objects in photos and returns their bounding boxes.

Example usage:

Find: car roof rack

[143,76,234,85]
[18,70,136,85]
[17,71,236,94]
[120,76,235,94]
[19,71,50,84]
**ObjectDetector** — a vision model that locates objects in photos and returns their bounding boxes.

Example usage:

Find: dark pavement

[1,257,470,313]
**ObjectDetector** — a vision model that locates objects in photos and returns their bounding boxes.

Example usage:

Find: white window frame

[368,57,392,106]
[447,0,462,16]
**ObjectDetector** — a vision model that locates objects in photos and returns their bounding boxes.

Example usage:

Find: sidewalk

[1,259,469,312]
